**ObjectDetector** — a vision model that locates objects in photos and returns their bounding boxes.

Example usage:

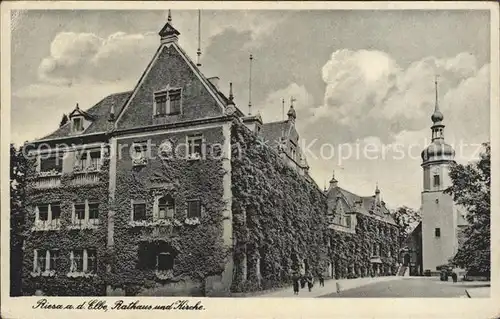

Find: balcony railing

[68,218,100,230]
[31,219,61,232]
[71,171,101,185]
[33,171,62,189]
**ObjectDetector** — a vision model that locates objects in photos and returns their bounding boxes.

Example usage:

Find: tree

[59,113,69,127]
[445,142,490,277]
[391,206,421,246]
[10,143,27,296]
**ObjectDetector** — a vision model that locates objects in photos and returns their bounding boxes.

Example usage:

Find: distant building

[324,175,400,279]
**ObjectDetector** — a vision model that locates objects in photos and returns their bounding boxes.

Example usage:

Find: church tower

[420,77,457,273]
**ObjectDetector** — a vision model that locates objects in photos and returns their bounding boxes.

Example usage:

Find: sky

[10,9,491,210]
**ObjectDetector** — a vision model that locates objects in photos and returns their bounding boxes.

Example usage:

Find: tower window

[435,228,441,237]
[433,174,440,187]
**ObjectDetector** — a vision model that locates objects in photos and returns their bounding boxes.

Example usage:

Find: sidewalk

[256,276,400,298]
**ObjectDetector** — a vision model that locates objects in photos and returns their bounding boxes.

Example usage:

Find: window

[88,202,99,221]
[154,88,182,116]
[435,228,441,237]
[132,143,148,166]
[72,249,84,272]
[70,249,95,273]
[433,174,440,187]
[38,205,49,221]
[75,203,86,222]
[345,215,351,228]
[89,151,101,169]
[72,117,84,133]
[34,203,61,230]
[35,249,59,272]
[133,202,146,221]
[40,154,63,173]
[169,89,181,114]
[155,94,167,115]
[187,134,204,159]
[187,200,201,218]
[87,249,97,273]
[77,152,87,169]
[158,195,175,219]
[37,249,47,272]
[157,252,174,271]
[49,250,59,270]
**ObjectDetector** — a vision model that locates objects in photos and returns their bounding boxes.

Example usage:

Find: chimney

[375,184,381,204]
[208,77,220,90]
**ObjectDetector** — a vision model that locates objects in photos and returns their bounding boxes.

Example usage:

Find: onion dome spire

[431,75,444,123]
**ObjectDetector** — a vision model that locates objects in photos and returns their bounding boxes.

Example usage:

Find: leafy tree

[446,142,490,277]
[391,206,421,246]
[10,143,27,296]
[59,114,69,127]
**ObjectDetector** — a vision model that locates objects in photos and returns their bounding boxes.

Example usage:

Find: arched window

[158,195,175,219]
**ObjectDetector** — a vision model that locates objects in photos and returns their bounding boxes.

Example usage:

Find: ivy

[230,121,328,292]
[109,128,229,295]
[327,215,400,279]
[22,158,110,296]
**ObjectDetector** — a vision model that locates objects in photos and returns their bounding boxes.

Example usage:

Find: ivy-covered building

[324,174,400,278]
[20,13,399,296]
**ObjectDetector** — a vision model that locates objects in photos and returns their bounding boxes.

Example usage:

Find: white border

[1,2,499,319]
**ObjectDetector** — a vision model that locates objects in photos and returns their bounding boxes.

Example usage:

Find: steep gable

[115,43,226,130]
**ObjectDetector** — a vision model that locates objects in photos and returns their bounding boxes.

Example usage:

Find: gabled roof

[68,106,95,121]
[327,186,397,225]
[114,40,238,127]
[39,91,131,140]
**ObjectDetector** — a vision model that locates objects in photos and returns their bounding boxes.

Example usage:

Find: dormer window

[72,117,84,133]
[154,87,182,116]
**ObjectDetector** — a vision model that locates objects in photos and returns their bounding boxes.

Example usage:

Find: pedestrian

[292,273,300,295]
[307,273,314,292]
[451,269,458,283]
[300,276,306,289]
[318,273,325,287]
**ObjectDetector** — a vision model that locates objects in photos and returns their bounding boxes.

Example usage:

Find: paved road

[319,277,490,298]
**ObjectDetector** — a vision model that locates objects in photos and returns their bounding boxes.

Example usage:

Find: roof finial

[248,54,253,115]
[375,182,380,194]
[431,74,444,123]
[287,96,297,121]
[76,103,79,110]
[281,98,285,121]
[228,82,234,104]
[168,9,172,23]
[196,9,202,67]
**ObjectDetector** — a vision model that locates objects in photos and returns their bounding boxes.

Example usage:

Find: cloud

[258,83,315,123]
[38,31,158,85]
[308,50,489,146]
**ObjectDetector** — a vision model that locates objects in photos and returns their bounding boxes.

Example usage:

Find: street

[319,277,490,298]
